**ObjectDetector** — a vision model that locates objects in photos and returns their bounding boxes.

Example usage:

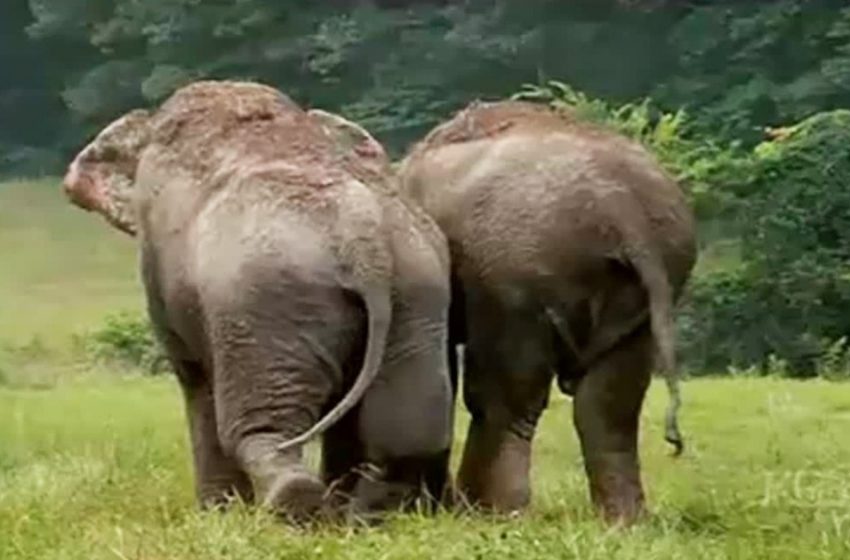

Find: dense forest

[4,0,850,377]
[5,0,850,170]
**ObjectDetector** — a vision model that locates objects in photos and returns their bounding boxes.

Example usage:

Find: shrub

[736,111,850,376]
[816,337,850,381]
[677,268,766,375]
[676,110,850,377]
[80,312,169,375]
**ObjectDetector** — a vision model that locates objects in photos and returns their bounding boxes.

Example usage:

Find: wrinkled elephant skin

[398,101,697,523]
[62,81,453,523]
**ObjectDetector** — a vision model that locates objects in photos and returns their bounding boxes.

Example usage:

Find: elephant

[397,100,697,523]
[62,81,454,522]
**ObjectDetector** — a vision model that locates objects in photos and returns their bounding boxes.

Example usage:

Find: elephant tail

[628,245,684,457]
[277,285,392,453]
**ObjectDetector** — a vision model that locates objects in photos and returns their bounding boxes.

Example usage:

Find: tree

[655,1,850,144]
[8,0,850,175]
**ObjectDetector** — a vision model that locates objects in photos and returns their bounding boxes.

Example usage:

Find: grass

[0,178,141,352]
[2,375,849,559]
[1,179,849,559]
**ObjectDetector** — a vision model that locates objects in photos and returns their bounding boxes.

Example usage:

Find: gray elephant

[397,100,697,523]
[62,81,453,522]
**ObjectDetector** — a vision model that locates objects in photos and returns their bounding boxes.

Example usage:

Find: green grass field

[1,179,849,559]
[0,179,141,349]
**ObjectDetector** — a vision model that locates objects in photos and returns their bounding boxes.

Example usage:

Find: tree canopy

[4,0,850,174]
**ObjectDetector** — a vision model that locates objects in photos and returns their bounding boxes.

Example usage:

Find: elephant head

[62,109,152,236]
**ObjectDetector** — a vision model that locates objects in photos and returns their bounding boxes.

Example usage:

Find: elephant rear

[398,99,697,522]
[64,79,455,523]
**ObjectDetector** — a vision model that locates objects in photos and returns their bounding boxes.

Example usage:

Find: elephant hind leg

[573,323,653,525]
[177,360,255,508]
[240,435,327,524]
[146,281,254,509]
[223,437,327,526]
[456,294,554,512]
[208,311,343,523]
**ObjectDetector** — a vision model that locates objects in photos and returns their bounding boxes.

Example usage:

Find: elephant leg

[351,355,453,517]
[341,250,454,518]
[573,323,652,524]
[176,360,254,508]
[216,390,329,523]
[232,435,326,523]
[352,315,454,516]
[149,308,252,508]
[142,267,251,507]
[456,294,553,512]
[209,314,339,523]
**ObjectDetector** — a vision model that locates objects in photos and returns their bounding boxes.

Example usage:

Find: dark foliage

[4,0,850,174]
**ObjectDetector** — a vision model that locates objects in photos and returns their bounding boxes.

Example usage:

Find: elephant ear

[308,109,390,168]
[62,109,152,236]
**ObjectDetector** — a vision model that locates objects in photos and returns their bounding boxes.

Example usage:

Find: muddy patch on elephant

[147,81,394,196]
[410,100,625,154]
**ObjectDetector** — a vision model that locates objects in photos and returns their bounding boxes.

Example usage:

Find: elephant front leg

[573,324,653,524]
[176,361,253,508]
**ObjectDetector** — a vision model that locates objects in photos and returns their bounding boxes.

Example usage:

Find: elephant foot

[349,465,411,518]
[457,425,532,513]
[345,459,447,523]
[585,452,647,525]
[591,482,647,526]
[263,468,329,524]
